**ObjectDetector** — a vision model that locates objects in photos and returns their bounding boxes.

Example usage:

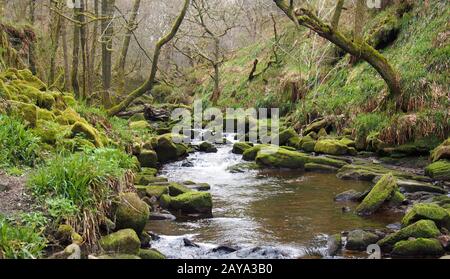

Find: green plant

[27,148,136,243]
[0,215,47,259]
[0,115,40,168]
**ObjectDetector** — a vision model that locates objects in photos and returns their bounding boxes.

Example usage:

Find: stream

[147,133,401,259]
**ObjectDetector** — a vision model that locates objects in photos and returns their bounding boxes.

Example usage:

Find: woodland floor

[0,172,33,217]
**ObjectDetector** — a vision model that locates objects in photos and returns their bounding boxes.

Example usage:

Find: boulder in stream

[232,142,253,154]
[160,192,213,215]
[356,173,398,216]
[99,229,141,255]
[401,203,450,230]
[391,238,444,257]
[115,192,150,235]
[345,230,380,251]
[425,160,450,181]
[198,142,218,153]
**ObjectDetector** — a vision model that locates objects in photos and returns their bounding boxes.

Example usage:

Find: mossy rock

[140,168,158,177]
[153,134,187,163]
[425,160,450,181]
[314,139,352,156]
[138,248,166,259]
[303,118,330,136]
[168,182,193,196]
[99,229,141,255]
[129,113,146,122]
[135,175,167,186]
[402,203,450,230]
[301,140,317,153]
[391,238,444,258]
[198,141,218,153]
[431,138,450,162]
[345,230,380,251]
[287,136,302,149]
[160,192,212,215]
[242,144,272,161]
[8,100,37,127]
[255,148,307,169]
[32,120,65,144]
[378,220,440,251]
[278,128,298,146]
[97,254,141,259]
[227,162,261,173]
[232,142,253,154]
[56,224,82,245]
[137,149,158,168]
[356,173,397,216]
[115,192,150,235]
[55,108,83,125]
[136,185,169,199]
[130,120,150,130]
[17,69,46,90]
[71,121,103,148]
[37,108,55,121]
[397,179,446,194]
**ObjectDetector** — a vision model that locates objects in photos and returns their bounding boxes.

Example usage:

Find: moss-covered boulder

[303,118,330,136]
[314,139,355,156]
[137,149,158,168]
[402,203,450,230]
[8,100,37,127]
[136,185,169,199]
[232,142,253,154]
[278,128,298,146]
[99,229,141,255]
[287,136,302,149]
[356,173,397,216]
[115,192,150,235]
[378,220,440,251]
[430,138,450,162]
[129,120,150,130]
[242,144,272,161]
[168,182,193,196]
[198,141,218,153]
[135,175,167,186]
[71,121,103,147]
[152,134,187,163]
[425,160,450,181]
[346,230,380,251]
[138,248,166,259]
[160,192,212,215]
[391,238,444,257]
[300,136,316,152]
[256,148,307,169]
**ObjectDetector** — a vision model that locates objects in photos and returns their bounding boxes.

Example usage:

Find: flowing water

[147,133,401,259]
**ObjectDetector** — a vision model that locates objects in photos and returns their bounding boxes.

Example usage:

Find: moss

[307,156,348,168]
[256,148,307,169]
[97,254,141,259]
[152,134,187,163]
[138,248,166,259]
[17,69,46,90]
[161,192,213,215]
[137,149,158,168]
[99,229,141,255]
[71,121,103,148]
[303,119,330,135]
[115,192,150,235]
[391,238,444,257]
[62,95,77,107]
[55,108,83,125]
[129,113,146,122]
[287,136,302,149]
[278,128,298,146]
[61,137,96,152]
[356,173,398,216]
[32,120,66,145]
[136,185,169,199]
[8,100,37,127]
[37,108,55,121]
[199,141,218,153]
[242,144,272,161]
[135,175,167,186]
[431,138,450,162]
[425,160,450,181]
[314,139,351,155]
[168,182,193,197]
[402,203,450,230]
[232,142,253,154]
[378,220,440,251]
[301,140,317,153]
[129,120,150,130]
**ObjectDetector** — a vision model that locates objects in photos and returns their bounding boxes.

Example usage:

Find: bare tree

[101,0,115,106]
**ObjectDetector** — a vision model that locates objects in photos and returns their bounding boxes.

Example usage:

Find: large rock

[138,248,166,259]
[151,134,187,163]
[397,179,446,194]
[314,139,356,156]
[300,136,316,152]
[136,185,169,199]
[334,190,364,202]
[356,173,398,216]
[137,149,158,168]
[198,142,218,153]
[430,138,450,162]
[160,192,212,215]
[346,230,380,251]
[168,182,193,196]
[71,121,103,147]
[278,128,298,146]
[115,192,150,235]
[232,142,253,154]
[99,229,141,254]
[425,160,450,181]
[402,203,450,230]
[391,238,444,257]
[242,144,272,161]
[256,148,307,169]
[303,118,330,136]
[378,220,441,251]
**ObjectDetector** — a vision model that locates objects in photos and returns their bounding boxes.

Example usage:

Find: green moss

[278,128,298,146]
[115,192,150,235]
[37,108,55,121]
[55,108,83,125]
[199,142,218,153]
[255,148,307,169]
[160,192,212,215]
[136,185,169,199]
[425,160,450,181]
[99,229,141,255]
[152,134,187,163]
[137,149,158,168]
[392,238,444,257]
[71,121,103,148]
[168,182,193,197]
[97,254,141,259]
[129,120,150,130]
[8,100,37,127]
[242,144,272,161]
[356,173,398,216]
[402,203,450,230]
[135,175,167,186]
[232,142,253,154]
[430,138,450,162]
[138,248,166,259]
[314,139,351,156]
[378,220,440,251]
[17,69,46,90]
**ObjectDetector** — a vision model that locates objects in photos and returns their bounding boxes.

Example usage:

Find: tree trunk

[331,0,345,30]
[116,0,141,92]
[273,0,402,99]
[61,22,71,91]
[107,0,190,116]
[71,6,81,98]
[79,0,88,99]
[49,0,62,85]
[211,62,220,103]
[28,0,37,75]
[89,0,99,94]
[101,0,115,106]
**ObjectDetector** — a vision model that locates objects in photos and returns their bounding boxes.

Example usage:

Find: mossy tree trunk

[48,0,63,86]
[107,0,190,116]
[331,0,345,30]
[28,0,37,75]
[71,5,81,98]
[273,0,402,99]
[101,0,115,107]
